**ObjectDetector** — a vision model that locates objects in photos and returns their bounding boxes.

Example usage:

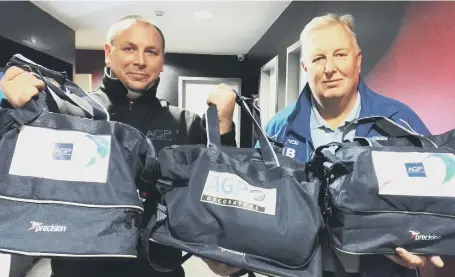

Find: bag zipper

[333,205,455,219]
[0,195,144,212]
[124,209,140,229]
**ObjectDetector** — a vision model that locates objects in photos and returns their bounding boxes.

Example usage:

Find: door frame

[178,76,242,146]
[286,40,304,106]
[259,55,279,128]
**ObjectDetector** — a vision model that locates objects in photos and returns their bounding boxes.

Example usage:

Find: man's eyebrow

[116,42,136,47]
[311,48,324,53]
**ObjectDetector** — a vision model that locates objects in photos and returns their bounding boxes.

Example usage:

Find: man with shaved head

[0,15,238,277]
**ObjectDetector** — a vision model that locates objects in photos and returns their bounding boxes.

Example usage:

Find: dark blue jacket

[264,78,430,277]
[265,78,430,161]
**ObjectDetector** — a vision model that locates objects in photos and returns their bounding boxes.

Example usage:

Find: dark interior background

[0,1,75,78]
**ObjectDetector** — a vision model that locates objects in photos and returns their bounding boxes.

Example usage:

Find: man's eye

[336,53,347,57]
[123,47,134,52]
[313,57,324,63]
[146,50,158,55]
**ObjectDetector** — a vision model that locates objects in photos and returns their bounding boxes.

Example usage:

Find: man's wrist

[219,120,232,135]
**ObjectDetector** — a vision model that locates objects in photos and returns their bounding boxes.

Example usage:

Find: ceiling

[31,1,291,55]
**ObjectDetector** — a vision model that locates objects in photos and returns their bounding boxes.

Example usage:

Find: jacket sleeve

[399,107,431,136]
[409,113,431,136]
[188,113,237,147]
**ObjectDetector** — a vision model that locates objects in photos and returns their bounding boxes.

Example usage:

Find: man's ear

[357,50,362,73]
[104,43,112,67]
[301,60,308,73]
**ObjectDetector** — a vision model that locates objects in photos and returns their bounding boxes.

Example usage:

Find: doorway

[286,40,307,106]
[178,77,242,146]
[258,56,279,129]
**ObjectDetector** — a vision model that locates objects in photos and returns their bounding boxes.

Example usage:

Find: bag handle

[204,91,280,169]
[6,54,109,122]
[342,116,437,148]
[8,54,67,85]
[234,91,280,168]
[205,104,222,149]
[5,72,48,127]
[235,95,282,148]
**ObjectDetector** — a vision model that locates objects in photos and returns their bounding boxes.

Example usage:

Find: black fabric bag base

[148,211,322,277]
[329,208,455,256]
[0,198,140,258]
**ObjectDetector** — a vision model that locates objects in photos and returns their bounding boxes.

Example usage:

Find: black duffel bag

[307,116,455,262]
[0,55,157,259]
[142,93,323,277]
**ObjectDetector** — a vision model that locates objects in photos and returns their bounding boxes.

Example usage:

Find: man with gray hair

[263,13,444,277]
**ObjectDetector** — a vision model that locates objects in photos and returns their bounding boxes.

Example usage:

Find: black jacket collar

[100,68,161,106]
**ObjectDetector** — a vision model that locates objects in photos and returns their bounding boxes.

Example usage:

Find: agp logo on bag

[10,126,112,183]
[53,143,74,160]
[405,162,426,177]
[373,151,455,197]
[200,171,277,215]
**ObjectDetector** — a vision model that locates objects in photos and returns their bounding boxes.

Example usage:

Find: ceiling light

[194,10,214,19]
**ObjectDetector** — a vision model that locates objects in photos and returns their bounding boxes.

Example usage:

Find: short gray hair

[300,13,360,61]
[106,15,166,53]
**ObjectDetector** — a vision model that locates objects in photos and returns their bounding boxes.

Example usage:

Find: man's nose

[133,52,146,66]
[324,58,336,75]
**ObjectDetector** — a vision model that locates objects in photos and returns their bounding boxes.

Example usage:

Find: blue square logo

[53,143,73,160]
[405,162,426,177]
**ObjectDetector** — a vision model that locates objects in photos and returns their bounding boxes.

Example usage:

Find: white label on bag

[372,151,455,197]
[9,126,111,183]
[200,171,277,215]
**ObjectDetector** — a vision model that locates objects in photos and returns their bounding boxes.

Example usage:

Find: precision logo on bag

[53,143,74,160]
[200,171,277,215]
[409,230,441,241]
[218,247,245,256]
[28,221,67,233]
[405,162,426,177]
